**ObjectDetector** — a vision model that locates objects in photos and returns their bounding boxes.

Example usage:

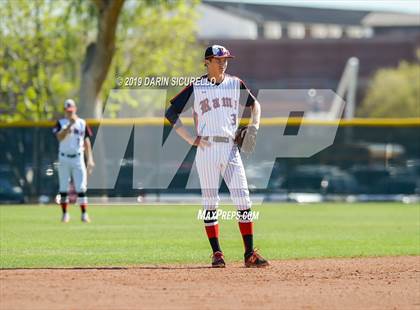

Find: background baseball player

[53,99,95,223]
[166,45,269,267]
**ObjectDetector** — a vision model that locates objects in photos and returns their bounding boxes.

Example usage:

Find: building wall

[211,37,419,101]
[196,4,258,39]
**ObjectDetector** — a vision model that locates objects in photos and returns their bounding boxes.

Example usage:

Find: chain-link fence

[0,120,419,203]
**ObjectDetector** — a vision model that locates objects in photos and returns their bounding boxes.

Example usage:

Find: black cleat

[244,249,269,268]
[211,251,226,268]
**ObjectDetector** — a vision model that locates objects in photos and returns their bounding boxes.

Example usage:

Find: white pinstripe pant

[196,140,251,211]
[58,153,87,193]
[57,153,88,205]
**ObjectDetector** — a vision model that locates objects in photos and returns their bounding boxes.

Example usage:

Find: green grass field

[0,203,419,268]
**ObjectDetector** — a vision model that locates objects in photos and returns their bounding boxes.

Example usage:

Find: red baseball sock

[205,224,221,253]
[239,221,253,235]
[80,204,87,214]
[205,223,219,238]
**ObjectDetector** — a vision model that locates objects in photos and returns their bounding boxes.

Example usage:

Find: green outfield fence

[0,118,419,202]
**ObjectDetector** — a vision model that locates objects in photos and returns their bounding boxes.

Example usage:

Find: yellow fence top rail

[1,117,420,128]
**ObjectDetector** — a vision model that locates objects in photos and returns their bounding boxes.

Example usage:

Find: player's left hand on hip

[191,137,211,150]
[198,139,211,150]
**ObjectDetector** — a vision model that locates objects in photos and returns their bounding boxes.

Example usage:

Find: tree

[0,0,93,122]
[0,0,95,200]
[78,0,125,118]
[0,0,202,121]
[0,0,201,201]
[99,0,202,118]
[358,61,420,118]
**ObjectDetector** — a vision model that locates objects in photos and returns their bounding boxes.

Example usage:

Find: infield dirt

[1,256,419,310]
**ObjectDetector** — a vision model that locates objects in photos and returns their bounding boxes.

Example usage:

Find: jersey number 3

[230,113,237,126]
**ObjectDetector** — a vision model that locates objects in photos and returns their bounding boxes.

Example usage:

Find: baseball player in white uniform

[165,45,269,267]
[53,99,95,223]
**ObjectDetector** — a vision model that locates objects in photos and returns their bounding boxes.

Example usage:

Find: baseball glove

[235,125,258,154]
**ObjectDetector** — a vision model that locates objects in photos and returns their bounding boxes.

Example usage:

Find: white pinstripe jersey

[192,75,242,138]
[167,74,256,139]
[52,118,92,154]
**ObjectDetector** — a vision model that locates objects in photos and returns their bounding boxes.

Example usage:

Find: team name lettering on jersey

[200,97,235,115]
[200,98,211,114]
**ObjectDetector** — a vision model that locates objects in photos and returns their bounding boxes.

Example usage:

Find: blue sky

[210,0,420,14]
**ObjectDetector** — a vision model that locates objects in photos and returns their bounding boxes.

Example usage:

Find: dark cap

[204,45,234,59]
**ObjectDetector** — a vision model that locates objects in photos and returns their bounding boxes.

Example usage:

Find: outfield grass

[0,203,419,268]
